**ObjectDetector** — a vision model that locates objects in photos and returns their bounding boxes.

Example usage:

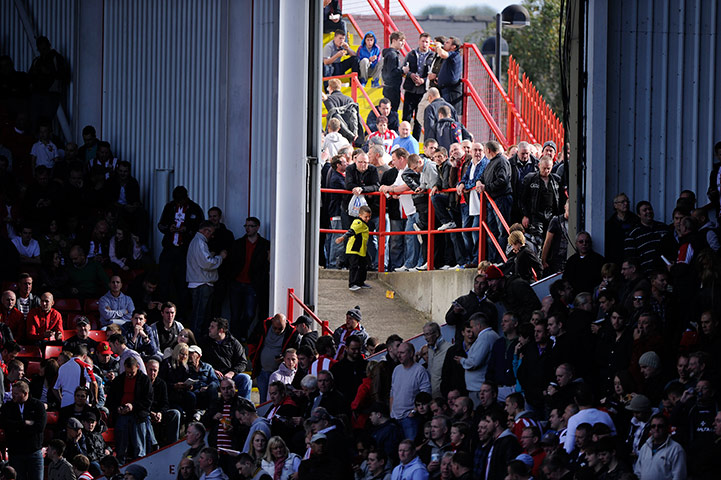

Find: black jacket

[157,199,204,249]
[482,153,512,198]
[445,291,499,345]
[490,277,541,323]
[323,90,354,111]
[424,98,457,143]
[520,171,562,224]
[229,234,270,293]
[402,48,435,94]
[107,371,154,421]
[345,164,380,217]
[381,48,403,88]
[0,397,47,454]
[151,377,171,414]
[366,109,399,133]
[199,334,249,376]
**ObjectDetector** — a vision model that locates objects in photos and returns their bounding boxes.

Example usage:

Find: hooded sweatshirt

[358,31,381,68]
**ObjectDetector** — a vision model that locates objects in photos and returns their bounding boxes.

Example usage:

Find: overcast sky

[404,0,516,14]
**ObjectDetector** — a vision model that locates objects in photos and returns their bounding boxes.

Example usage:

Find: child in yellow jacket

[336,205,371,291]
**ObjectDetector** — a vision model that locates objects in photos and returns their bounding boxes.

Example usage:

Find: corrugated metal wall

[1,0,77,125]
[604,0,720,220]
[102,0,223,215]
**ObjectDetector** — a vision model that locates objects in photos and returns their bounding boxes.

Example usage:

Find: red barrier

[287,288,332,335]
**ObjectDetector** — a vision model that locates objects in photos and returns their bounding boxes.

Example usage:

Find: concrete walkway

[317,269,430,343]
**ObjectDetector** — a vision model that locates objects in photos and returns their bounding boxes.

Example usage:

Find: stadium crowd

[2,18,721,480]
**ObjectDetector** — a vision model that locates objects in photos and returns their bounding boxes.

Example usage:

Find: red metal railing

[287,288,333,335]
[507,56,564,154]
[320,187,511,272]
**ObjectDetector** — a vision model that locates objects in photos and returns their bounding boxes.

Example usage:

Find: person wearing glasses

[634,413,687,479]
[605,193,640,264]
[228,217,270,342]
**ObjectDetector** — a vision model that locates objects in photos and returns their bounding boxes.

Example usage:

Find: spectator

[322,0,345,34]
[234,396,271,454]
[71,455,92,480]
[1,290,22,342]
[157,185,204,305]
[11,225,41,267]
[26,291,63,343]
[313,370,349,418]
[479,141,512,262]
[54,352,94,412]
[187,345,220,412]
[15,273,41,320]
[456,143,489,265]
[336,204,372,291]
[292,315,318,350]
[391,439,428,480]
[402,33,435,139]
[634,413,686,479]
[454,313,499,408]
[46,439,74,480]
[146,357,181,446]
[179,422,207,476]
[434,37,463,114]
[392,121,420,154]
[198,447,228,480]
[391,342,431,439]
[541,199,570,275]
[120,310,159,360]
[186,220,227,335]
[485,265,541,324]
[357,31,382,87]
[248,314,296,401]
[0,380,46,480]
[228,216,271,342]
[106,356,153,464]
[563,232,606,296]
[322,30,358,78]
[520,155,563,246]
[128,273,163,324]
[563,385,616,453]
[367,98,400,133]
[381,31,406,112]
[330,335,366,403]
[367,116,398,154]
[504,231,542,282]
[297,432,345,480]
[624,201,669,273]
[98,275,135,328]
[267,349,298,399]
[151,302,185,355]
[68,245,110,299]
[421,322,451,399]
[605,193,640,264]
[423,88,457,145]
[508,141,539,223]
[235,452,271,480]
[108,226,142,273]
[199,317,252,399]
[107,333,147,374]
[260,436,301,480]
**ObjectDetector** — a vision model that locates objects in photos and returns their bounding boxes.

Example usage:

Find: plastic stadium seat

[44,345,63,359]
[84,298,100,313]
[102,428,115,446]
[88,330,107,342]
[16,345,42,359]
[26,361,41,377]
[54,298,82,313]
[63,330,77,341]
[46,411,59,425]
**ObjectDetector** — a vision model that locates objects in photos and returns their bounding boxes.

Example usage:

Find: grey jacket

[186,232,223,284]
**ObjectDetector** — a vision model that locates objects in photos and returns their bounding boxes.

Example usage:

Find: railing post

[479,195,487,263]
[427,191,434,271]
[506,58,515,145]
[462,45,469,128]
[378,193,387,273]
[287,288,294,322]
[383,0,390,48]
[351,73,357,102]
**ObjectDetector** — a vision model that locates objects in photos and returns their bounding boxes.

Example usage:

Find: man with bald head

[392,121,420,154]
[248,313,298,401]
[424,87,457,143]
[509,141,539,223]
[0,290,22,344]
[27,292,63,343]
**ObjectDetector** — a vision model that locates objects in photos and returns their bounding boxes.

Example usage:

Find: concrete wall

[379,269,477,322]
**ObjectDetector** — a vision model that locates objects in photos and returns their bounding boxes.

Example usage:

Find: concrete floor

[316,268,430,343]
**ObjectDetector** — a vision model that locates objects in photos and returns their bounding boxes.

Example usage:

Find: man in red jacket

[27,292,63,343]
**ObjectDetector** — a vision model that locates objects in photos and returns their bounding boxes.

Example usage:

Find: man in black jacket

[485,265,541,324]
[0,379,46,480]
[424,88,457,144]
[480,141,513,262]
[345,152,380,269]
[402,33,435,139]
[381,31,406,112]
[228,216,270,341]
[445,274,499,346]
[106,356,153,464]
[200,317,252,399]
[147,358,181,446]
[366,98,400,133]
[508,141,539,224]
[520,156,563,246]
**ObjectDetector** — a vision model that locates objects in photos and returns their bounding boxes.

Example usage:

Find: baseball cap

[292,315,312,327]
[97,341,111,354]
[188,345,203,356]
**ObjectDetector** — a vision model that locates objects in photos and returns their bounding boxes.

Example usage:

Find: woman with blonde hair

[160,343,196,420]
[505,230,542,282]
[248,430,268,468]
[261,436,301,480]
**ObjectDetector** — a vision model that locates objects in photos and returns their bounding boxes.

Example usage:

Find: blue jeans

[404,213,422,268]
[399,416,419,440]
[461,203,479,264]
[256,370,271,404]
[486,194,512,263]
[431,194,453,226]
[327,218,345,269]
[190,284,213,336]
[388,219,406,271]
[229,282,257,341]
[234,373,253,400]
[115,414,148,463]
[9,449,43,480]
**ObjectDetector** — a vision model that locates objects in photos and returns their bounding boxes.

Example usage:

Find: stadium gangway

[322,72,379,135]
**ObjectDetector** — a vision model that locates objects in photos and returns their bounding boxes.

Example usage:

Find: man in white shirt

[11,226,41,266]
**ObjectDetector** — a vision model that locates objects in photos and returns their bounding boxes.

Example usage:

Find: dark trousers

[158,246,188,312]
[440,83,464,115]
[324,57,360,78]
[403,91,425,139]
[348,254,368,287]
[383,86,401,112]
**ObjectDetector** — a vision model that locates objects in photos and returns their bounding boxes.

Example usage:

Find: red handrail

[461,78,508,147]
[365,0,411,56]
[287,288,333,336]
[396,0,425,36]
[342,13,365,41]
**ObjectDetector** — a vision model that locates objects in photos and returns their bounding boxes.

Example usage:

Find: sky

[404,0,517,14]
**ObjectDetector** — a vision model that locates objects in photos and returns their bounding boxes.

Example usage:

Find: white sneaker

[407,267,418,272]
[395,265,409,272]
[452,264,464,269]
[437,221,457,231]
[349,285,361,291]
[413,223,424,244]
[418,263,428,271]
[439,265,453,270]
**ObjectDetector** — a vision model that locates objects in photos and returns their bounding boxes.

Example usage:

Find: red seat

[88,330,107,342]
[16,345,42,359]
[44,345,63,359]
[46,411,59,425]
[54,298,82,313]
[63,329,77,341]
[102,428,115,445]
[26,360,41,377]
[84,298,100,313]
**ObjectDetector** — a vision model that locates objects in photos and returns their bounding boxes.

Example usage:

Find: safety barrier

[507,56,564,152]
[287,288,333,335]
[320,187,511,272]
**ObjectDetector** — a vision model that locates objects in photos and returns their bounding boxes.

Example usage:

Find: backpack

[435,119,463,152]
[326,102,366,146]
